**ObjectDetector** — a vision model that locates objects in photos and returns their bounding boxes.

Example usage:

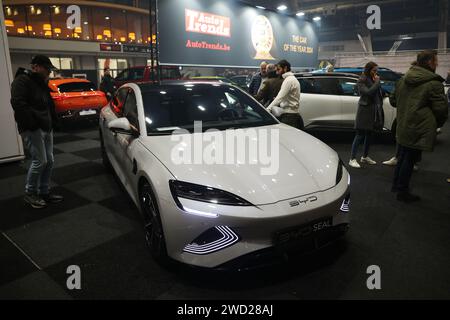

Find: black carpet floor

[1,122,449,300]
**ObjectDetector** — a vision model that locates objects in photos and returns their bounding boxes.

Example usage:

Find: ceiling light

[277,5,288,11]
[313,16,321,21]
[105,16,110,20]
[296,12,305,17]
[256,6,265,10]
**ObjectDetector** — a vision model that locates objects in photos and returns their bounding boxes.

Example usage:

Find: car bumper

[57,108,101,120]
[161,170,351,268]
[216,223,348,271]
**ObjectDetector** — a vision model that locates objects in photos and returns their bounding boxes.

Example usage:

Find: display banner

[158,0,319,68]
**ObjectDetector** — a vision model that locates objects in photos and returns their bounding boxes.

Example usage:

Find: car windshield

[142,84,277,135]
[57,82,97,92]
[160,68,181,79]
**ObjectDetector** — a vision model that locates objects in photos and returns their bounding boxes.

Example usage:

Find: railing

[335,49,449,57]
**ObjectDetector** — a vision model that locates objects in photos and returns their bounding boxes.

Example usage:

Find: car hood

[141,124,339,205]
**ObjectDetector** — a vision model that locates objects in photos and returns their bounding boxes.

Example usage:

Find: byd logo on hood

[289,196,318,207]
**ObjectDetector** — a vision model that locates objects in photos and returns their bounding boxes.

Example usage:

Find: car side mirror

[108,117,138,137]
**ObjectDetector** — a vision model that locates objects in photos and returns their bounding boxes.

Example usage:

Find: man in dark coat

[390,50,448,202]
[255,64,284,107]
[10,55,64,209]
[100,67,115,101]
[248,62,268,96]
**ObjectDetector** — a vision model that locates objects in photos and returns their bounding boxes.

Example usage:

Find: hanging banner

[158,0,319,68]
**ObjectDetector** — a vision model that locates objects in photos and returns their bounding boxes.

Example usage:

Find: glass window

[123,91,139,131]
[115,70,129,81]
[378,71,402,82]
[49,57,73,70]
[142,84,277,135]
[23,4,51,38]
[3,4,149,43]
[50,5,73,40]
[98,58,128,80]
[314,78,342,95]
[298,78,320,94]
[141,14,150,45]
[338,79,359,96]
[111,9,127,43]
[126,12,142,43]
[57,81,97,93]
[77,6,93,41]
[3,5,27,37]
[128,68,145,81]
[92,9,112,42]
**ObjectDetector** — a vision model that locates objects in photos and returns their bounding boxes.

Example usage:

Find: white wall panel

[0,1,24,163]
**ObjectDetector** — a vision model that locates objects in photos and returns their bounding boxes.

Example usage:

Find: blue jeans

[351,129,372,160]
[22,129,54,195]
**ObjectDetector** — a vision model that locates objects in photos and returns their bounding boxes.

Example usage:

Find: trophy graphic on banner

[251,15,276,60]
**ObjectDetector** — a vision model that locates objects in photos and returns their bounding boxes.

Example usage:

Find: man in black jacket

[100,67,115,101]
[11,55,63,209]
[248,61,268,96]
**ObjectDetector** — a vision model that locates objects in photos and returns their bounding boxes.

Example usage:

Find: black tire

[139,181,169,265]
[99,129,112,170]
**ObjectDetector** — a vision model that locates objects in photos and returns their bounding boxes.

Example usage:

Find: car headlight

[169,180,254,209]
[336,159,344,185]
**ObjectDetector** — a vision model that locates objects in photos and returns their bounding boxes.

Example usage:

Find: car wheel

[99,129,112,170]
[139,181,169,265]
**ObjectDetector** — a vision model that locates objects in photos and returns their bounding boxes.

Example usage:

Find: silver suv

[295,73,396,134]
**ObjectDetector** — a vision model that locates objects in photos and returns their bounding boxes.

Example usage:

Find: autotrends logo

[185,9,231,37]
[170,121,280,176]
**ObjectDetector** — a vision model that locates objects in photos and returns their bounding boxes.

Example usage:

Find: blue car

[314,67,402,94]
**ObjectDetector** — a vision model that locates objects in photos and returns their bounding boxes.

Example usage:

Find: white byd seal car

[99,81,350,269]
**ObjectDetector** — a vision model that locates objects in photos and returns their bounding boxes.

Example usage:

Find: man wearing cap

[10,55,63,209]
[100,67,115,101]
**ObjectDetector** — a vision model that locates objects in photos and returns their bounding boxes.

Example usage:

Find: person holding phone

[349,61,384,168]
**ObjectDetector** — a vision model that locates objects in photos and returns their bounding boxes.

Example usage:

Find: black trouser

[392,145,422,193]
[351,129,372,159]
[279,113,304,129]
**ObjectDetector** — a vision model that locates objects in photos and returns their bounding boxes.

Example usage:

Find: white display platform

[0,1,25,164]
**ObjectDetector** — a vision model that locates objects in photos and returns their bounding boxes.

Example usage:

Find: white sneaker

[349,159,361,168]
[382,157,397,166]
[361,156,377,165]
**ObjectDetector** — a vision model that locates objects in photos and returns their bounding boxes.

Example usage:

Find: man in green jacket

[390,50,448,202]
